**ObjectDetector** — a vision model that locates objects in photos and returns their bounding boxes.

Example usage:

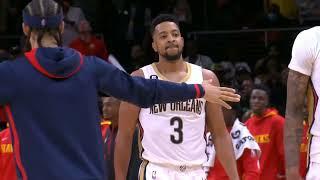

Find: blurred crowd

[0,0,305,101]
[0,0,320,71]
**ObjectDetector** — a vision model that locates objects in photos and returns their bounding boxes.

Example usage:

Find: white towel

[204,119,260,168]
[230,119,261,159]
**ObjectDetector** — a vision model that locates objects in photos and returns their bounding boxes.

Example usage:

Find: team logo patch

[150,75,158,79]
[41,19,46,27]
[231,130,241,139]
[179,165,186,172]
[152,171,156,179]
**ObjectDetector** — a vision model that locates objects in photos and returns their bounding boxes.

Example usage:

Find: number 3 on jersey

[170,117,183,144]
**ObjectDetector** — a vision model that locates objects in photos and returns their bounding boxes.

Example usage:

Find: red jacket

[101,120,111,140]
[0,128,16,180]
[207,125,260,180]
[245,108,285,180]
[208,148,260,180]
[70,36,109,61]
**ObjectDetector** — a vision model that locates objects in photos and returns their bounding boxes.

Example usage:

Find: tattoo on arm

[285,70,309,169]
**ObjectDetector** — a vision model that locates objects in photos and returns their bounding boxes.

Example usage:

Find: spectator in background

[173,0,192,24]
[211,61,236,87]
[234,62,252,87]
[245,85,285,180]
[185,40,214,70]
[128,44,147,73]
[126,0,152,43]
[0,125,17,180]
[239,77,254,122]
[207,103,261,180]
[254,44,282,85]
[265,0,298,20]
[254,44,286,115]
[296,0,320,26]
[60,0,86,46]
[101,97,141,180]
[70,20,109,61]
[261,3,291,27]
[173,0,192,35]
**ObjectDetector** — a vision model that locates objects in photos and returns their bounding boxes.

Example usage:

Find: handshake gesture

[201,80,241,109]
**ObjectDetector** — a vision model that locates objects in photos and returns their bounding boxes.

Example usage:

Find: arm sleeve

[93,58,204,108]
[0,62,17,105]
[288,29,317,76]
[240,149,261,180]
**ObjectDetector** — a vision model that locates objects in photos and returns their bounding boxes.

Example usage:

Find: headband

[23,11,63,28]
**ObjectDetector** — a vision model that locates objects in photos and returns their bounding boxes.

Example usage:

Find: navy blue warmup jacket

[0,47,204,180]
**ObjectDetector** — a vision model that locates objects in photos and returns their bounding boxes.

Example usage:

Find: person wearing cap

[70,20,109,61]
[1,0,240,179]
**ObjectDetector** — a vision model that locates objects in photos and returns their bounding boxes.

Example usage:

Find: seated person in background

[206,103,261,180]
[101,96,141,180]
[70,20,109,61]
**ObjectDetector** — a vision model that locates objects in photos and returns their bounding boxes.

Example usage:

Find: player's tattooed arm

[285,69,309,178]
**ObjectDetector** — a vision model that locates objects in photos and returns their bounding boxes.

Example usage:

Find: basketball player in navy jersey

[115,14,239,180]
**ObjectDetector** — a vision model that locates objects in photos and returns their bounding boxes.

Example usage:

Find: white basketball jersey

[139,63,207,166]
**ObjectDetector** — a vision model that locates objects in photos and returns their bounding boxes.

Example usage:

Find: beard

[161,49,183,61]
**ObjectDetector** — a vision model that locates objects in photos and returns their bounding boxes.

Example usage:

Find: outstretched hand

[201,80,240,109]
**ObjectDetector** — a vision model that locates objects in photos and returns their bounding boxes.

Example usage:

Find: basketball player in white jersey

[285,27,320,180]
[114,14,239,180]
